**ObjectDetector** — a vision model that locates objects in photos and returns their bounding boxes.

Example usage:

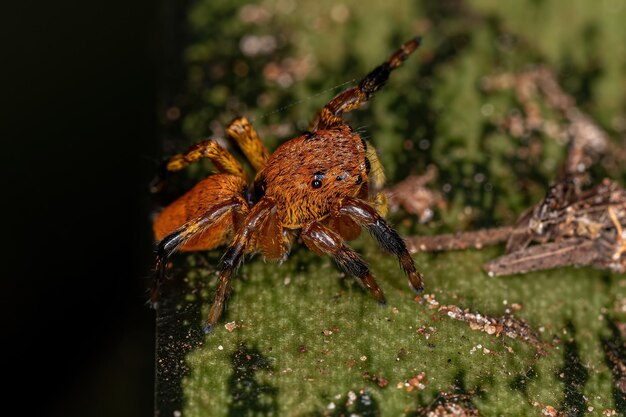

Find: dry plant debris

[438,304,547,355]
[406,66,626,277]
[385,165,445,223]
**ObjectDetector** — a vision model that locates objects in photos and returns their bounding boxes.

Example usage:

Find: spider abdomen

[153,174,247,251]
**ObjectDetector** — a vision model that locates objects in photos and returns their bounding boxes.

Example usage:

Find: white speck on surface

[218,345,224,351]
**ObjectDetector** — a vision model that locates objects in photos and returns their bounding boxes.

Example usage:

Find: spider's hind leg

[151,197,245,307]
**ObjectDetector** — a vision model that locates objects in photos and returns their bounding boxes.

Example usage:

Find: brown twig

[405,227,513,252]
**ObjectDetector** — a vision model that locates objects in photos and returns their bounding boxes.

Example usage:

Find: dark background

[3,1,159,416]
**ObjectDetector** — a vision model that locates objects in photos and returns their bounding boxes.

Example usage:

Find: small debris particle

[407,372,427,391]
[416,326,436,340]
[283,276,291,285]
[298,345,308,353]
[347,390,357,405]
[173,411,182,417]
[323,329,333,336]
[542,405,558,416]
[602,410,617,416]
[396,348,408,361]
[392,307,399,314]
[511,303,522,311]
[377,376,389,388]
[282,368,293,373]
[360,355,367,361]
[217,345,224,351]
[396,381,404,389]
[588,407,594,412]
[327,402,335,410]
[224,321,237,332]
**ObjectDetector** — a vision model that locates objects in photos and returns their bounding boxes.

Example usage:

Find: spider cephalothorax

[152,37,424,333]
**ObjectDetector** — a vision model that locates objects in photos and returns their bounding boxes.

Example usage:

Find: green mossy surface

[157,0,626,415]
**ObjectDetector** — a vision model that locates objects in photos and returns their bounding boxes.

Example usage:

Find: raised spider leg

[151,197,245,307]
[204,198,276,333]
[302,222,386,304]
[150,139,246,193]
[226,116,271,172]
[337,196,424,293]
[310,37,422,131]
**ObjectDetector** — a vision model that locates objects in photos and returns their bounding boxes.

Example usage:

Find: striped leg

[310,37,422,130]
[150,139,246,193]
[337,196,424,293]
[226,116,271,172]
[302,221,386,304]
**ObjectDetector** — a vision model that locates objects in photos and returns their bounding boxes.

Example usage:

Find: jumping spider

[152,38,424,333]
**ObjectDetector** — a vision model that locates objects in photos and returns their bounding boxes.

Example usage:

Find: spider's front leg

[150,139,246,193]
[226,116,270,172]
[335,196,424,293]
[302,222,386,304]
[204,198,276,333]
[311,37,422,130]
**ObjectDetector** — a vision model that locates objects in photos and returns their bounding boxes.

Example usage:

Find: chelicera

[151,38,424,333]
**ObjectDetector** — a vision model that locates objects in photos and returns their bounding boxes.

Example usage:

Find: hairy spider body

[152,37,424,333]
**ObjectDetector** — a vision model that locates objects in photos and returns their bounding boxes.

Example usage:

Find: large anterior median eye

[312,171,325,189]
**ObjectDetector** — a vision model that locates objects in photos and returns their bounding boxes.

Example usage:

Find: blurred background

[3,0,624,416]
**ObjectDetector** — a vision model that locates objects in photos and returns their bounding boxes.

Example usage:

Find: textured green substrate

[157,241,624,415]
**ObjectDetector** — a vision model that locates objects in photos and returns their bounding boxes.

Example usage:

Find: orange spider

[152,38,424,333]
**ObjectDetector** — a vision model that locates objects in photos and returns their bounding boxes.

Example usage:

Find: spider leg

[204,198,275,333]
[311,37,422,130]
[151,197,245,307]
[226,116,271,172]
[302,221,386,304]
[150,139,246,193]
[336,196,424,293]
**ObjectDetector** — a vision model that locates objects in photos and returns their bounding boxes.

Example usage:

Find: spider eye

[312,179,323,189]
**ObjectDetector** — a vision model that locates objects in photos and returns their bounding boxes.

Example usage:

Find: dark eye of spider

[312,179,323,189]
